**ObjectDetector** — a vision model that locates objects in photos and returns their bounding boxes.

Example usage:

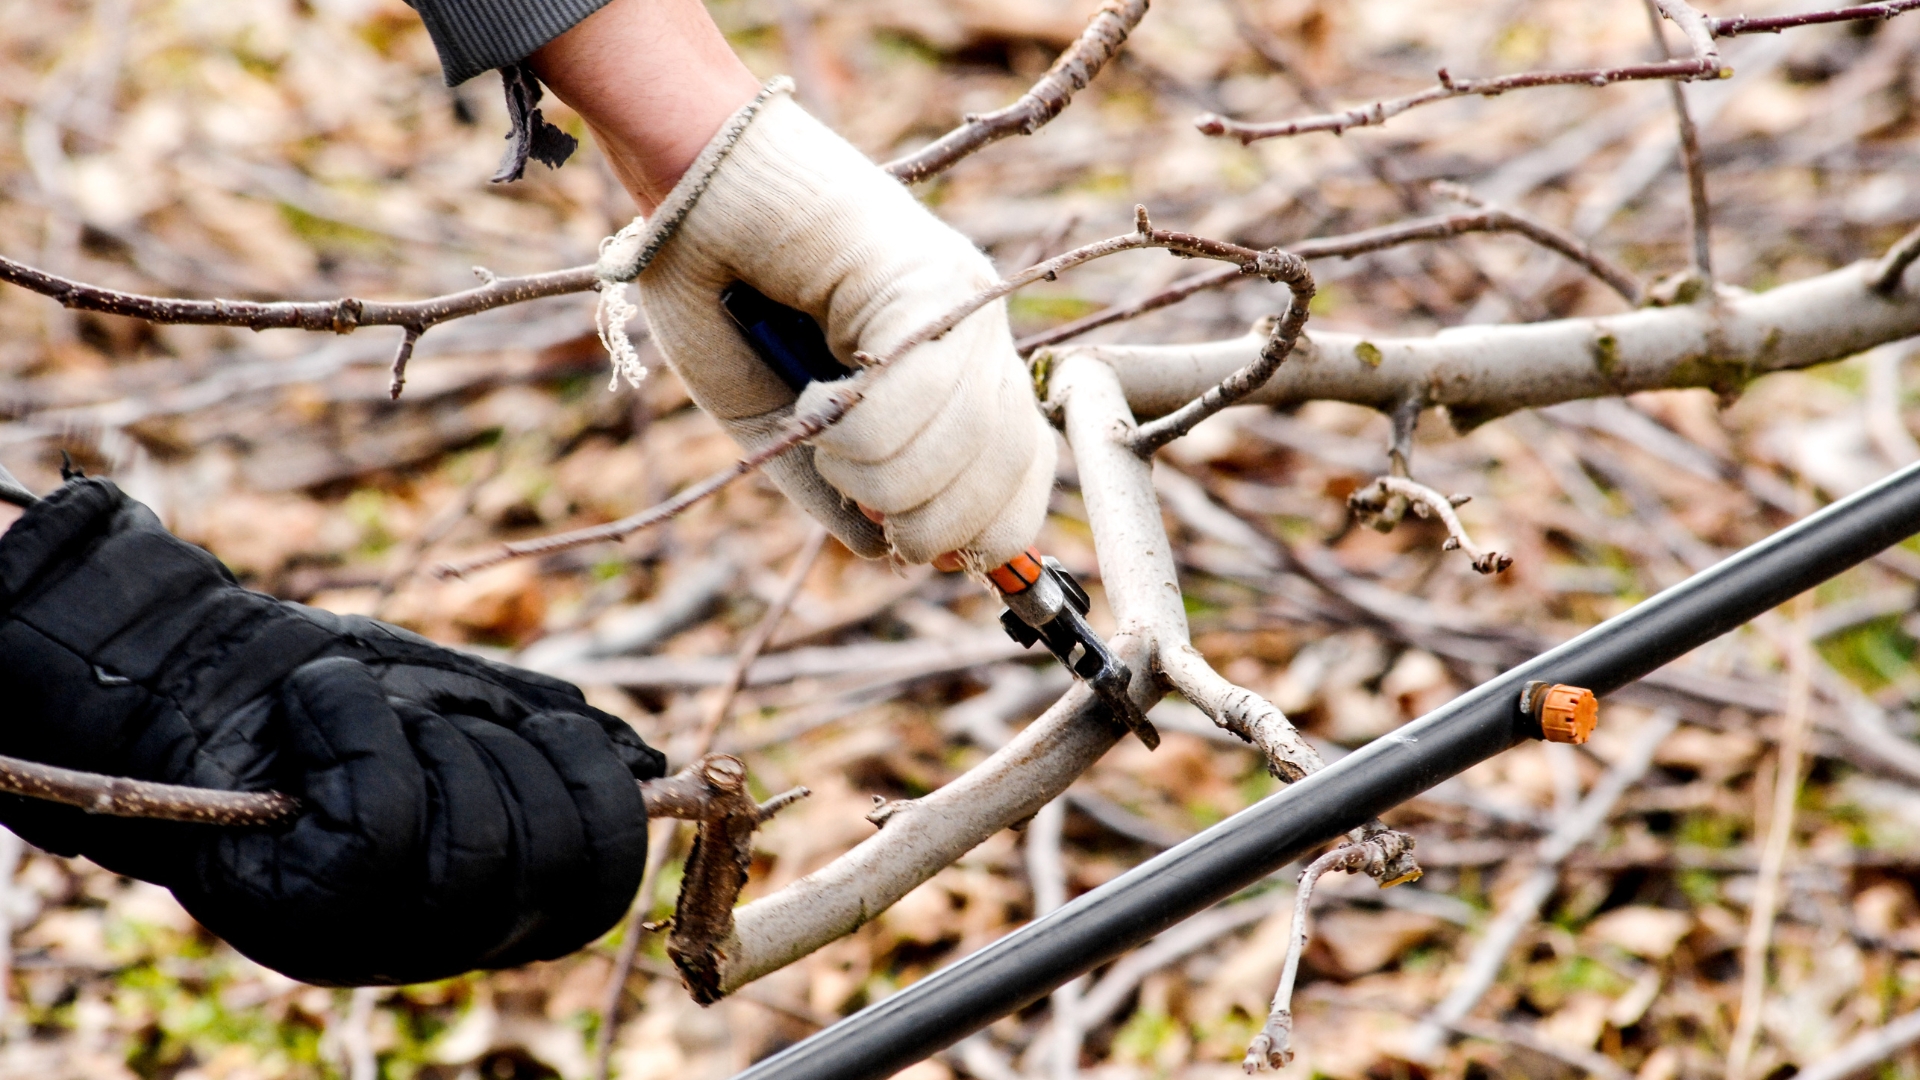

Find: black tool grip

[720,282,855,391]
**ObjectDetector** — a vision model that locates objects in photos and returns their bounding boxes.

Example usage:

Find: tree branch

[1016,199,1642,356]
[1197,0,1920,145]
[883,0,1150,183]
[0,752,297,826]
[1645,0,1715,284]
[0,251,594,339]
[1130,269,1311,455]
[1054,253,1920,428]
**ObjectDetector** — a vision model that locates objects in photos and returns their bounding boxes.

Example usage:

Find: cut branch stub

[638,754,810,1004]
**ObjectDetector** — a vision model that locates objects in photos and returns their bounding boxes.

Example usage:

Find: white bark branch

[1047,259,1920,427]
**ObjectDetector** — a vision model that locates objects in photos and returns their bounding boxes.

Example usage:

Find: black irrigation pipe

[732,458,1920,1080]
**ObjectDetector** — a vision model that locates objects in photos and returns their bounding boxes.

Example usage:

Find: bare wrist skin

[530,0,760,214]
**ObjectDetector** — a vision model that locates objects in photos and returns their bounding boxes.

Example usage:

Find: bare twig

[1347,476,1512,574]
[1727,607,1815,1080]
[1244,831,1418,1072]
[0,752,298,826]
[1427,183,1643,303]
[1710,0,1920,37]
[883,0,1149,183]
[1404,712,1678,1061]
[1199,0,1920,144]
[0,252,596,342]
[1196,55,1722,145]
[1644,0,1714,284]
[1016,201,1641,355]
[1130,259,1312,455]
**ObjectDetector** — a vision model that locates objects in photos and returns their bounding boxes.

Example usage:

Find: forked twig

[1244,830,1419,1072]
[1348,476,1512,574]
[1644,0,1714,284]
[1016,198,1642,355]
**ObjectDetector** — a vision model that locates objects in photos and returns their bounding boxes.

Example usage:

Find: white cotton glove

[617,82,1056,568]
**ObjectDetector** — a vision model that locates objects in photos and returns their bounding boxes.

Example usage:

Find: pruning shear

[721,282,1159,749]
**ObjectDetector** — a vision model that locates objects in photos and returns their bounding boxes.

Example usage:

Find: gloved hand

[0,477,665,986]
[629,82,1056,569]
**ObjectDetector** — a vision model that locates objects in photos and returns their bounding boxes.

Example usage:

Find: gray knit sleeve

[406,0,613,86]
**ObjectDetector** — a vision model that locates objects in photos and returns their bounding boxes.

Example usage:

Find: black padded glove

[0,477,666,986]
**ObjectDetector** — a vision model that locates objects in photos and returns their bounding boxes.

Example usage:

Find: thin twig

[1404,712,1679,1061]
[1017,201,1641,355]
[1244,829,1419,1072]
[1644,0,1714,284]
[1726,604,1815,1080]
[1348,475,1512,574]
[0,253,595,336]
[1130,250,1312,455]
[0,751,298,826]
[883,0,1149,183]
[693,523,830,750]
[1195,58,1724,145]
[1426,183,1643,303]
[1709,0,1920,37]
[1242,848,1349,1072]
[1196,0,1920,145]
